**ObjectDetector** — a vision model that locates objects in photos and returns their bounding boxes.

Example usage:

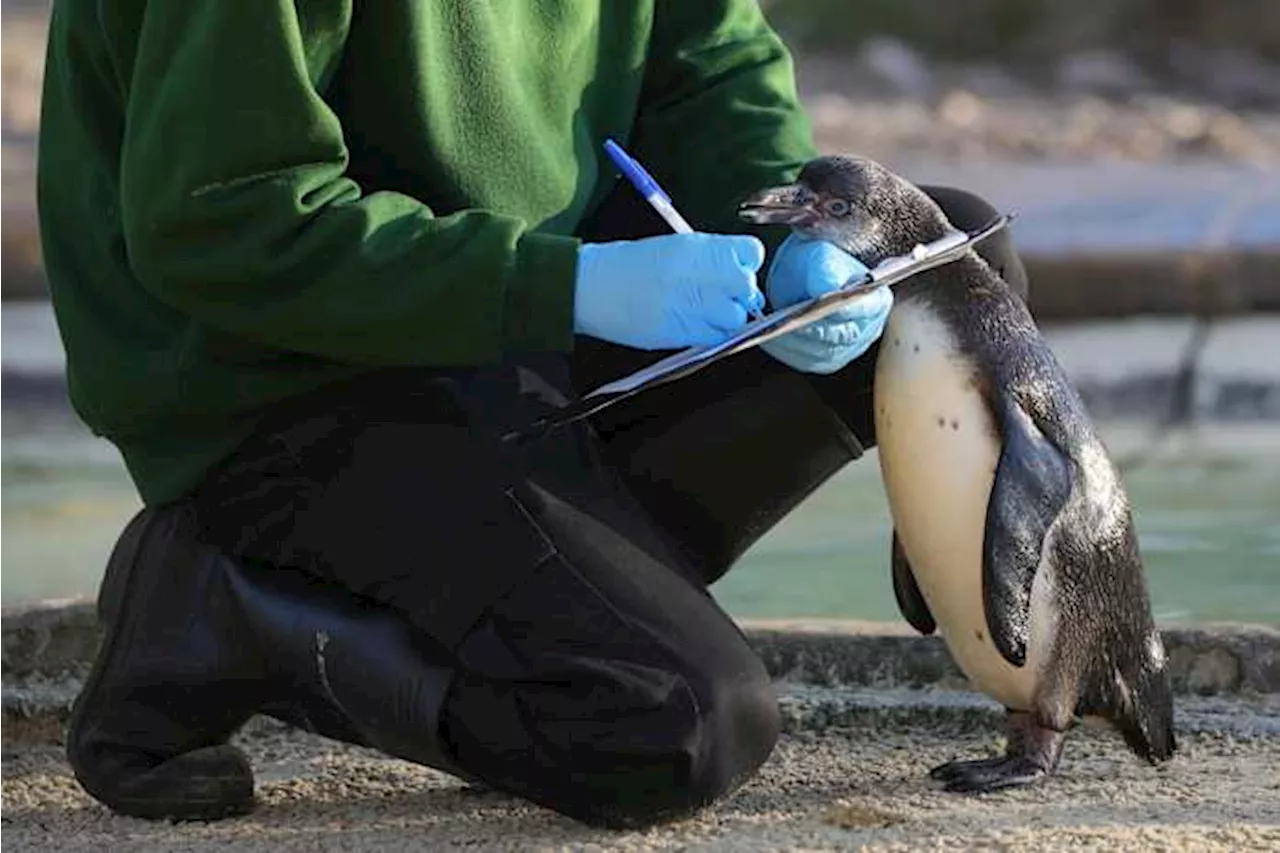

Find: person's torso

[37,0,659,503]
[326,2,652,234]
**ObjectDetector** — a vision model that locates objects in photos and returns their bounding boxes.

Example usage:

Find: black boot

[68,504,464,821]
[67,507,265,820]
[217,545,464,779]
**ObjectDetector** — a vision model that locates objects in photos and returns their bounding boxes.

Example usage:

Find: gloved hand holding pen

[573,232,767,350]
[576,138,892,362]
[570,228,893,368]
[573,139,769,352]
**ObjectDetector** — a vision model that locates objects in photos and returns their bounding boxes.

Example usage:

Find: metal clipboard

[502,214,1012,444]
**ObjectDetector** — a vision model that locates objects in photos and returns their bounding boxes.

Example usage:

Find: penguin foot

[929,756,1051,793]
[931,714,1065,793]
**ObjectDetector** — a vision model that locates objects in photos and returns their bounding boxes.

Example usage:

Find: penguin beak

[738,184,821,227]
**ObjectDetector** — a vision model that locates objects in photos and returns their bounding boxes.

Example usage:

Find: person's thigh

[192,367,563,649]
[574,185,1028,584]
[192,364,779,827]
[579,346,866,586]
[442,473,780,827]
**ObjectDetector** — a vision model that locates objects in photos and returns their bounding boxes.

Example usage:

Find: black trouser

[191,185,1027,826]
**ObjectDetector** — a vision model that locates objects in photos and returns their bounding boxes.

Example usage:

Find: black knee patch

[573,664,781,829]
[430,465,783,829]
[687,667,782,804]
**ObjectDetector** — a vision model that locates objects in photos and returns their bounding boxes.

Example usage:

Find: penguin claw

[930,757,1050,793]
[928,756,1009,783]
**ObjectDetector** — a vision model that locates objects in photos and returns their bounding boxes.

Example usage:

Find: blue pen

[603,138,764,320]
[603,139,695,234]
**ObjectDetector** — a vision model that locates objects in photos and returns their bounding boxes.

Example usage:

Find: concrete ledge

[4,605,1277,727]
[742,620,1280,697]
[775,685,1280,738]
[2,599,97,679]
[2,672,83,726]
[0,604,1274,742]
[7,679,1277,747]
[1022,249,1280,320]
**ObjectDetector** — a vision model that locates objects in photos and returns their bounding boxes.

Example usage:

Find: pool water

[3,416,1277,625]
[715,434,1280,625]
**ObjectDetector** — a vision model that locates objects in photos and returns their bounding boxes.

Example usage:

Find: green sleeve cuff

[503,232,581,354]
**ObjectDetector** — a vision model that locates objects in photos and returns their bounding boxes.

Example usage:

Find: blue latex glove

[574,232,766,350]
[760,234,892,375]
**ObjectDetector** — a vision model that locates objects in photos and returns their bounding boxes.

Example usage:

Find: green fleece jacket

[37,0,820,505]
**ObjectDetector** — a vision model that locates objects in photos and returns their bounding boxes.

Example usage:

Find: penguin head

[739,155,952,265]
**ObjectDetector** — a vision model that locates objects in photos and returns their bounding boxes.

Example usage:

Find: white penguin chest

[873,299,1049,710]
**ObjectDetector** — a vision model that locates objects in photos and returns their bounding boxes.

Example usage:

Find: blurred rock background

[770,0,1280,173]
[5,0,1279,310]
[2,0,46,300]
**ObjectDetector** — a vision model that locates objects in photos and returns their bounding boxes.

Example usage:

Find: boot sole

[111,745,257,821]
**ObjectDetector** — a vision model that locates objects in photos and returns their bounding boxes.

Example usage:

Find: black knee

[584,663,782,829]
[920,184,1030,302]
[442,653,780,829]
[687,664,782,809]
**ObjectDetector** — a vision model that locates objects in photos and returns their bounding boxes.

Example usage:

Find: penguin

[739,155,1176,792]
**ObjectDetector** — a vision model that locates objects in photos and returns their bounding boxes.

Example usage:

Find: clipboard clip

[502,213,1014,444]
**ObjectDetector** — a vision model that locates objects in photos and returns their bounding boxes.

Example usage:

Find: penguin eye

[825,199,851,217]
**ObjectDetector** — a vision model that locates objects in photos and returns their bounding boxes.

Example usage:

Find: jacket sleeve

[118,1,578,367]
[629,0,819,251]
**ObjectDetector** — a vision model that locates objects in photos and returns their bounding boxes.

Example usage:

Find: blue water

[714,443,1280,625]
[3,416,1277,625]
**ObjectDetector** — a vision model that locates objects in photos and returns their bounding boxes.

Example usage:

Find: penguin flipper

[892,530,935,635]
[983,399,1073,667]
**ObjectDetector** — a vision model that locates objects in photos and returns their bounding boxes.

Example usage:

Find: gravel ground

[5,693,1280,852]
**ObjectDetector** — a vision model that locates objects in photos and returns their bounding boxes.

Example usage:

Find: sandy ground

[5,703,1279,852]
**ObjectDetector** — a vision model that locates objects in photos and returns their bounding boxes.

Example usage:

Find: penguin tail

[1114,665,1177,764]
